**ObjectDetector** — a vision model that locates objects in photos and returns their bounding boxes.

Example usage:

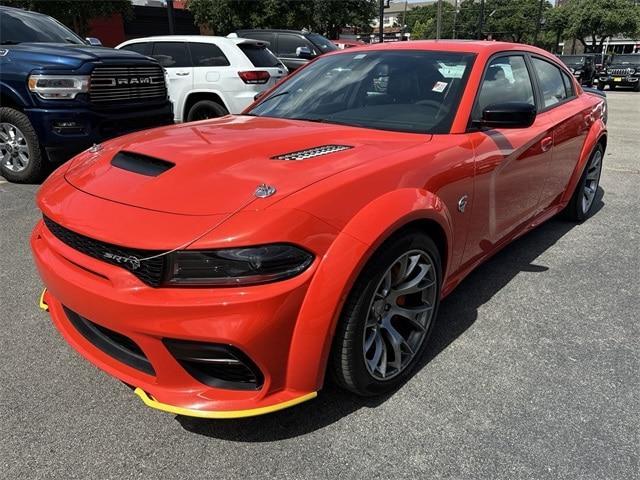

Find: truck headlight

[28,74,89,100]
[164,244,314,286]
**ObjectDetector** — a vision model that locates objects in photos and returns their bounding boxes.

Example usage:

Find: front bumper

[25,101,174,163]
[32,220,319,417]
[598,75,639,87]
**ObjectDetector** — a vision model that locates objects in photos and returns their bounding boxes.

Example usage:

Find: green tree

[406,3,456,39]
[1,0,132,37]
[187,0,377,37]
[557,0,640,52]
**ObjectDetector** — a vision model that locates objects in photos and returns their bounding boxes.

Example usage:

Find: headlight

[28,74,89,100]
[164,244,314,286]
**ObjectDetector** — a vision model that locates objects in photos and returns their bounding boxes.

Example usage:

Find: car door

[188,41,230,99]
[276,33,317,71]
[463,54,553,264]
[530,56,588,209]
[151,41,192,122]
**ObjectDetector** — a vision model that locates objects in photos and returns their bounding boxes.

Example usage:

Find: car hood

[64,115,430,216]
[8,43,153,69]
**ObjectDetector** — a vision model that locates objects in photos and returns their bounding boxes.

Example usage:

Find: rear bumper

[31,220,319,417]
[25,101,174,163]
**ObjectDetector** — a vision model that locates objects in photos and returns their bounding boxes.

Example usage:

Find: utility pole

[452,0,458,39]
[379,0,385,44]
[436,0,443,40]
[166,0,175,35]
[533,0,544,45]
[476,0,485,40]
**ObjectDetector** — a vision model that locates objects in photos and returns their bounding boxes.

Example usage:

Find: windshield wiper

[254,90,290,106]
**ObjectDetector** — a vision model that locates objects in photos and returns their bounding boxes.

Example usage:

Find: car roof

[236,29,309,35]
[119,35,270,47]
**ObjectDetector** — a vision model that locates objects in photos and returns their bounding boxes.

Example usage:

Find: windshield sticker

[353,54,367,60]
[432,81,448,93]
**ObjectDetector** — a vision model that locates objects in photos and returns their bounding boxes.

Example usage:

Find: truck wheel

[597,83,605,91]
[634,82,640,92]
[186,100,228,122]
[0,107,43,183]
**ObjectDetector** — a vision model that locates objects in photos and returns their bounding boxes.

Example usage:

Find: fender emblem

[103,252,141,270]
[458,195,469,213]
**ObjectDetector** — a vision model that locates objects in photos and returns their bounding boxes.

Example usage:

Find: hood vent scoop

[272,144,353,161]
[111,151,175,177]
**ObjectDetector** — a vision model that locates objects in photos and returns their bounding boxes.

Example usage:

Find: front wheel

[331,231,442,396]
[186,100,228,122]
[563,144,603,222]
[597,83,605,91]
[0,107,44,183]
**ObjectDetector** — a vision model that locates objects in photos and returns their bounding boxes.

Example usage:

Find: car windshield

[0,8,85,45]
[306,33,338,53]
[248,50,475,134]
[616,54,640,65]
[560,56,584,65]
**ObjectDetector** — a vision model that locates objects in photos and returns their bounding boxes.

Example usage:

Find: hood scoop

[111,151,175,177]
[272,144,353,161]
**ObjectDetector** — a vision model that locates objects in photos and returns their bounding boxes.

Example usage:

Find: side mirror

[477,102,536,129]
[86,37,102,46]
[295,46,314,59]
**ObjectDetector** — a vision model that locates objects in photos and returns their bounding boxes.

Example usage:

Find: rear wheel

[186,100,228,122]
[563,144,603,222]
[331,231,442,396]
[0,107,43,183]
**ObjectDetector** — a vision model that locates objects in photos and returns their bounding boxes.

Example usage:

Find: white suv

[117,36,287,123]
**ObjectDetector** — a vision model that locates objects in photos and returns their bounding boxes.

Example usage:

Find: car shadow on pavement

[177,190,604,442]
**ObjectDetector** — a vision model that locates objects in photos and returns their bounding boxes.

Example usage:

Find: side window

[121,42,151,56]
[278,34,315,57]
[188,42,230,67]
[151,42,190,68]
[531,57,568,108]
[473,55,535,120]
[560,69,575,98]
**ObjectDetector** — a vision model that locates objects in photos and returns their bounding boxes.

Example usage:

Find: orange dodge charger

[32,41,607,419]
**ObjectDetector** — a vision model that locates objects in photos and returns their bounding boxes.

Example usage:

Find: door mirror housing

[295,46,314,59]
[477,102,536,129]
[85,37,102,46]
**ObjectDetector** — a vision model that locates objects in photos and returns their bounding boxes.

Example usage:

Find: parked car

[117,36,287,122]
[33,41,607,419]
[597,53,640,91]
[231,29,338,71]
[557,54,596,86]
[0,6,173,183]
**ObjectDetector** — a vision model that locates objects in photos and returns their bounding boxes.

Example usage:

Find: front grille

[43,216,166,287]
[608,68,635,76]
[63,306,155,376]
[90,65,167,104]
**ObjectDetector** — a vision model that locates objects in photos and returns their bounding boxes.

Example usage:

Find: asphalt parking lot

[1,91,639,480]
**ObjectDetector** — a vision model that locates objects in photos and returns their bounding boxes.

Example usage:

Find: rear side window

[474,55,535,120]
[151,42,189,68]
[532,57,569,108]
[278,33,315,57]
[238,44,281,68]
[188,42,230,67]
[121,42,151,56]
[560,69,575,98]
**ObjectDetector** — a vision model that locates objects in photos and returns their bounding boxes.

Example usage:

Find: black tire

[186,100,228,122]
[597,83,605,91]
[563,143,604,222]
[0,107,43,183]
[609,84,616,90]
[330,230,442,396]
[634,82,640,92]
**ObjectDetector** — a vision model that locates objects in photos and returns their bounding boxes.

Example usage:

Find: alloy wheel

[0,122,31,173]
[362,249,437,381]
[582,148,602,213]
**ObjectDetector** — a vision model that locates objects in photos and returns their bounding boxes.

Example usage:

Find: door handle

[541,136,553,152]
[176,72,190,76]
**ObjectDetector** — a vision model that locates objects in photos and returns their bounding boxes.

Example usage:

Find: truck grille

[43,216,166,287]
[90,65,167,104]
[608,67,635,76]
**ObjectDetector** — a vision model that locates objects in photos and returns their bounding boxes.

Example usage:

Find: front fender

[0,82,31,108]
[285,188,453,392]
